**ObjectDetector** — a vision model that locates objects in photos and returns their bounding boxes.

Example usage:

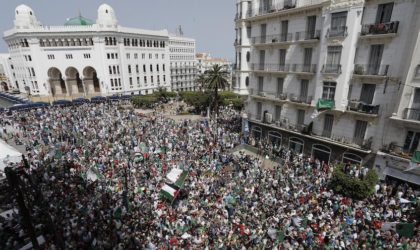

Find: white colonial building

[196,53,233,88]
[2,4,183,98]
[169,34,198,92]
[236,0,420,184]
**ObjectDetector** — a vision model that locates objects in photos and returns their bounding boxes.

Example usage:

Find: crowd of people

[0,102,419,249]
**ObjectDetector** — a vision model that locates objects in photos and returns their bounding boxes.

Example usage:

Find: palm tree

[195,74,207,92]
[204,64,229,118]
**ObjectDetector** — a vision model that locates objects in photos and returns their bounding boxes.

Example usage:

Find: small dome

[15,4,34,17]
[97,4,117,27]
[65,15,95,26]
[14,4,40,28]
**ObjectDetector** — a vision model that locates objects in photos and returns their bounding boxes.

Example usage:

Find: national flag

[311,99,334,119]
[404,151,420,172]
[160,183,180,202]
[166,168,188,188]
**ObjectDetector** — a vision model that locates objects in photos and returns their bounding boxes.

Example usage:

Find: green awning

[316,99,334,110]
[411,151,420,163]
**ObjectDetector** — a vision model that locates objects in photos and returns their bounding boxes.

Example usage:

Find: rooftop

[64,14,95,26]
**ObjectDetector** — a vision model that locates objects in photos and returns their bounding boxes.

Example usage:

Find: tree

[329,165,379,200]
[195,74,207,92]
[204,64,229,118]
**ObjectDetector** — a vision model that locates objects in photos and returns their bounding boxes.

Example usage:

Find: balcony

[288,93,313,107]
[327,26,348,38]
[361,21,399,39]
[234,39,242,46]
[321,64,341,75]
[249,89,288,103]
[252,33,293,47]
[246,112,372,152]
[353,64,389,79]
[291,64,317,75]
[234,13,242,21]
[255,0,297,17]
[245,0,327,21]
[251,63,290,74]
[347,100,380,117]
[403,108,420,121]
[295,30,321,43]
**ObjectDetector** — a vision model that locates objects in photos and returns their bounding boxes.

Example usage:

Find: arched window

[342,153,363,165]
[245,76,249,87]
[246,51,250,62]
[312,144,332,163]
[289,137,304,154]
[268,131,282,146]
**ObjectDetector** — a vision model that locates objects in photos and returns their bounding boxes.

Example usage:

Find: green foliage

[152,88,177,100]
[329,165,379,200]
[179,91,211,110]
[131,95,158,108]
[218,91,238,100]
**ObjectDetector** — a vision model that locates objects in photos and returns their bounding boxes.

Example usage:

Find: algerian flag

[405,151,420,172]
[160,183,179,202]
[311,99,334,119]
[166,168,188,188]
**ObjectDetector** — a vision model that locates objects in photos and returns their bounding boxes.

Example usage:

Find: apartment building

[235,0,420,184]
[169,34,197,92]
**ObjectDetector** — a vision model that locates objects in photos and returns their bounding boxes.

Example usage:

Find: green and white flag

[160,183,179,202]
[166,168,188,188]
[405,151,420,172]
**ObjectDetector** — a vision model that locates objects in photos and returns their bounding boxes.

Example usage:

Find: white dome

[15,4,34,17]
[97,4,117,27]
[14,5,40,28]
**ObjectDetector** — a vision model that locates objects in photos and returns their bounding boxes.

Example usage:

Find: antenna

[176,25,184,36]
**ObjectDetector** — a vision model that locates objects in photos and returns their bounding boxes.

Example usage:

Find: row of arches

[251,126,363,165]
[48,66,100,96]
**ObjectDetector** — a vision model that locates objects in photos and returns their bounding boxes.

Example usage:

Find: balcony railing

[241,0,330,19]
[327,26,348,38]
[245,9,252,18]
[288,93,313,104]
[251,63,290,72]
[291,64,317,73]
[354,64,389,76]
[347,100,380,115]
[249,89,288,101]
[322,64,342,74]
[403,108,420,121]
[255,0,297,16]
[252,33,293,44]
[234,39,242,46]
[295,30,321,41]
[361,21,399,36]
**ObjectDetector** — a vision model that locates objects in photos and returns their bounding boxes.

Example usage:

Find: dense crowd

[0,102,419,249]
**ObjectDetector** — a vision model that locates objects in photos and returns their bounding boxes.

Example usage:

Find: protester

[0,102,418,249]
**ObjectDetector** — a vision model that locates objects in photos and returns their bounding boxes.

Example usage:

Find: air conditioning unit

[348,100,360,111]
[258,92,266,97]
[265,113,273,124]
[291,96,299,102]
[275,120,281,127]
